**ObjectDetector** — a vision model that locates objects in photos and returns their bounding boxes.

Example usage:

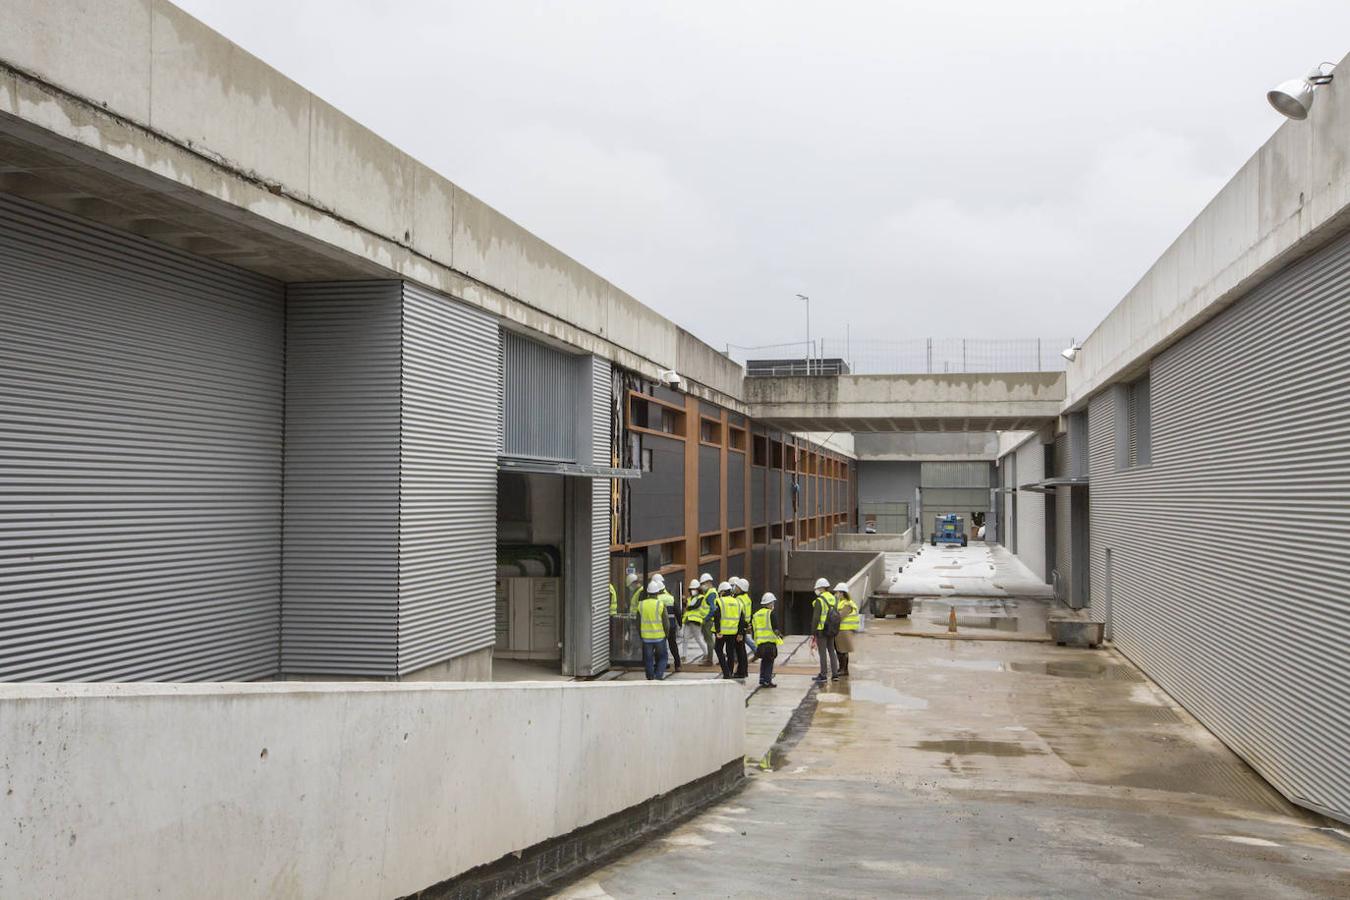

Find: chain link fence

[816,337,1072,375]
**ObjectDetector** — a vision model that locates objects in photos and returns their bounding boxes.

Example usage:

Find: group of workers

[615,571,861,686]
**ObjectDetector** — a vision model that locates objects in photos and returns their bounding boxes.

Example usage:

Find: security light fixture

[1268,63,1336,120]
[1061,340,1082,362]
[657,368,683,388]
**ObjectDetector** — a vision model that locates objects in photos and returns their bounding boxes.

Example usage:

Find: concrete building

[2,0,1349,838]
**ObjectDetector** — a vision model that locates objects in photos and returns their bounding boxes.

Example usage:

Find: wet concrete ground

[553,548,1350,898]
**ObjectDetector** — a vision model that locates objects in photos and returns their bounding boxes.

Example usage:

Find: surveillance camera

[658,369,683,388]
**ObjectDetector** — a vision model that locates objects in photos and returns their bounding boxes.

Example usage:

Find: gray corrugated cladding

[581,355,613,675]
[501,330,579,461]
[0,193,284,681]
[1087,228,1350,825]
[698,446,720,533]
[858,462,921,507]
[727,453,745,528]
[920,461,991,487]
[629,434,683,542]
[398,283,500,673]
[1053,435,1071,601]
[1014,439,1045,580]
[283,283,401,675]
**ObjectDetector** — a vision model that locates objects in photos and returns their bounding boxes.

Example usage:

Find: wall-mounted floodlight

[657,368,683,388]
[1061,340,1082,362]
[1268,63,1335,120]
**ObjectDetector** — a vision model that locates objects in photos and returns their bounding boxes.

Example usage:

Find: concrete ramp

[744,372,1065,432]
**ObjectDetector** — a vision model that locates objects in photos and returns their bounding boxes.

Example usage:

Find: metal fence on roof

[735,337,1073,376]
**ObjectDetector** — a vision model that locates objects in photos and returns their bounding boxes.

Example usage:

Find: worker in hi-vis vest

[730,576,751,679]
[811,576,840,684]
[652,573,681,673]
[751,593,784,688]
[735,577,756,661]
[699,573,719,666]
[711,581,745,680]
[636,578,669,680]
[835,582,860,677]
[681,578,710,664]
[625,572,641,616]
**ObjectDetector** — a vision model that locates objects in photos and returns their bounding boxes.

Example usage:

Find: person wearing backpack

[811,577,840,684]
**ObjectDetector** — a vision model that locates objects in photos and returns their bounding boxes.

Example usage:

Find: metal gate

[0,193,285,681]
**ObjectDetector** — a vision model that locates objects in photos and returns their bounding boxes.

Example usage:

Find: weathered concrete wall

[1066,49,1350,410]
[832,532,913,552]
[0,679,743,899]
[0,0,746,408]
[854,431,999,461]
[786,550,886,597]
[746,372,1064,431]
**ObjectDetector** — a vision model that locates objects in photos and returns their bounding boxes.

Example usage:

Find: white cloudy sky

[176,0,1349,357]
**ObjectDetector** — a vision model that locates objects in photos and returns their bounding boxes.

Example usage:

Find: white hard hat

[718,581,732,592]
[834,582,849,594]
[700,572,714,584]
[688,578,700,591]
[652,573,665,585]
[736,577,749,591]
[625,573,638,586]
[646,579,660,593]
[813,577,830,591]
[760,592,777,607]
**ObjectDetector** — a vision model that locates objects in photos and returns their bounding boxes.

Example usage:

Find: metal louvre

[282,282,401,676]
[920,461,991,487]
[582,355,613,676]
[0,192,284,681]
[1087,227,1350,824]
[1014,439,1046,580]
[501,330,580,461]
[398,283,501,674]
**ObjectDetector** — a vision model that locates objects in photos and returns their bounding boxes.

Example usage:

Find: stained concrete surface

[552,556,1350,898]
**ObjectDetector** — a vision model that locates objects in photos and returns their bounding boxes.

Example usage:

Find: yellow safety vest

[814,591,837,631]
[684,592,709,625]
[752,607,781,645]
[657,590,675,613]
[736,592,753,625]
[628,587,641,617]
[609,584,619,616]
[637,594,666,641]
[839,597,860,631]
[716,594,742,636]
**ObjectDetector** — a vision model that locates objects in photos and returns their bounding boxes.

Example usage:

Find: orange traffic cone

[947,607,958,634]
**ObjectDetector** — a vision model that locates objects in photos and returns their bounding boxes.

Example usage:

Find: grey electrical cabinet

[494,578,562,660]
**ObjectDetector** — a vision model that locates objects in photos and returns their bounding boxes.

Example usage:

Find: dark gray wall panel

[751,466,766,524]
[398,283,500,673]
[1089,228,1350,825]
[725,553,746,581]
[283,282,401,676]
[0,194,284,681]
[628,435,684,542]
[727,453,745,529]
[698,445,720,533]
[767,472,781,523]
[858,462,921,508]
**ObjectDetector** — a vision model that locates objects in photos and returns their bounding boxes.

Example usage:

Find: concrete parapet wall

[787,549,887,598]
[832,532,913,553]
[0,680,744,899]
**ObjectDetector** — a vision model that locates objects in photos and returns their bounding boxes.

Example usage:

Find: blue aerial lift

[930,514,968,547]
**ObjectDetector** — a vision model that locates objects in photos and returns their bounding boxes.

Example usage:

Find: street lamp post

[795,293,810,375]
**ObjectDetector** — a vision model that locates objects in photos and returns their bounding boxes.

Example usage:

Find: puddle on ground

[913,739,1042,757]
[931,658,1006,672]
[848,680,929,709]
[1009,660,1141,681]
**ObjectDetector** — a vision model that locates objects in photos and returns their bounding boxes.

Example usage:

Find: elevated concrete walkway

[744,372,1065,432]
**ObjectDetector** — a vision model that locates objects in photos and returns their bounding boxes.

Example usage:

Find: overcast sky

[176,0,1350,358]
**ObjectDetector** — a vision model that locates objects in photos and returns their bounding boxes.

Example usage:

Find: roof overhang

[498,456,642,479]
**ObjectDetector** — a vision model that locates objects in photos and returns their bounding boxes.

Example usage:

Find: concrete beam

[1066,49,1350,410]
[853,432,1000,461]
[0,1,747,409]
[745,373,1065,433]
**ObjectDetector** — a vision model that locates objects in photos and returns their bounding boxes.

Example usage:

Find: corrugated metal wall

[1087,227,1350,825]
[398,283,500,674]
[0,193,284,681]
[283,282,401,676]
[501,330,580,461]
[580,355,613,676]
[1014,438,1046,580]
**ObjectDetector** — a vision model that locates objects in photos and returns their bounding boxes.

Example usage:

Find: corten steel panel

[284,282,401,676]
[500,330,580,462]
[628,435,685,542]
[698,445,721,534]
[1088,228,1350,825]
[0,194,284,681]
[398,283,501,673]
[1014,439,1046,580]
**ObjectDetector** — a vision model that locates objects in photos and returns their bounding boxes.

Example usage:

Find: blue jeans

[642,639,669,680]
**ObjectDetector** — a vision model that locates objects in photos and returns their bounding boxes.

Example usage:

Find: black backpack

[820,599,842,637]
